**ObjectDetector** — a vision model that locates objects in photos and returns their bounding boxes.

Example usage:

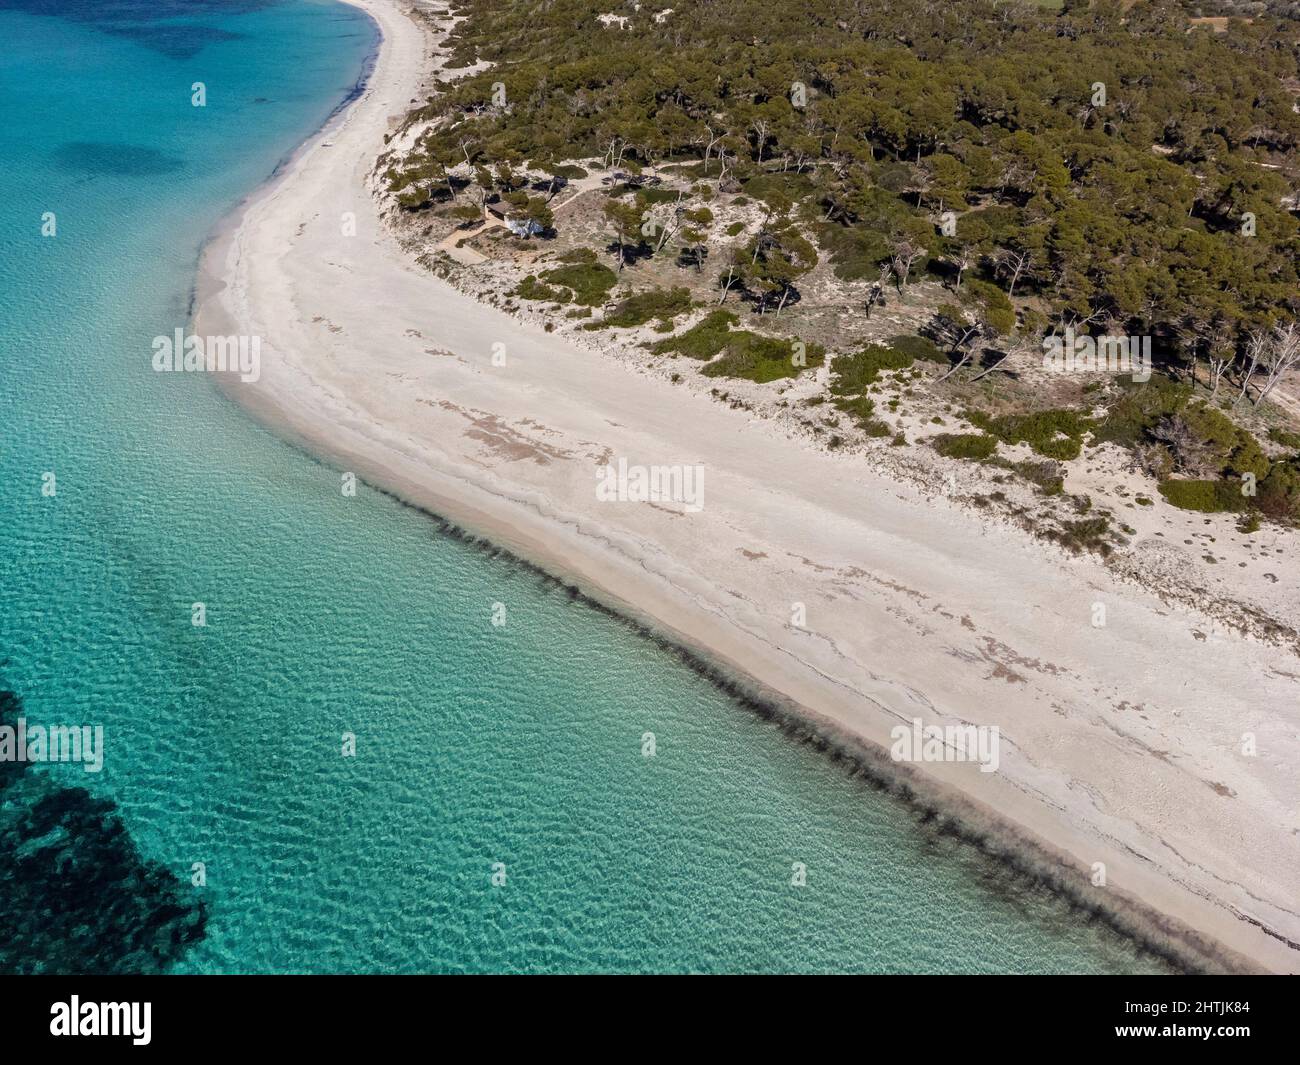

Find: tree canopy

[392,0,1300,350]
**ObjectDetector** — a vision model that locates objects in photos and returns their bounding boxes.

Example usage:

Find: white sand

[195,0,1300,972]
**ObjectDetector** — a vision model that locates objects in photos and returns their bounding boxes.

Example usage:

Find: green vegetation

[557,247,598,264]
[588,286,693,329]
[1050,515,1114,556]
[621,184,679,205]
[1009,459,1066,496]
[517,254,618,306]
[1096,376,1276,505]
[1158,479,1248,513]
[701,330,825,383]
[651,310,738,359]
[743,172,816,211]
[825,393,891,436]
[933,433,998,460]
[538,261,618,306]
[888,335,948,365]
[826,335,946,433]
[1258,460,1300,520]
[651,310,825,382]
[966,409,1095,461]
[515,275,566,303]
[960,278,1015,336]
[717,225,819,313]
[1268,427,1300,451]
[403,0,1300,347]
[1093,376,1193,450]
[830,343,916,393]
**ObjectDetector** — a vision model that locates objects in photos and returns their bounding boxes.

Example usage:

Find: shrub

[588,286,693,329]
[887,334,947,364]
[1095,375,1191,450]
[700,330,825,383]
[1055,516,1113,555]
[651,310,738,359]
[1157,479,1247,513]
[1257,461,1300,521]
[557,246,598,264]
[516,275,568,303]
[830,344,914,394]
[961,278,1015,335]
[832,395,876,427]
[1267,426,1300,451]
[830,335,946,398]
[1179,403,1269,480]
[539,261,617,306]
[743,172,815,211]
[1008,459,1065,495]
[966,408,1093,460]
[636,186,681,206]
[932,433,998,460]
[653,312,824,382]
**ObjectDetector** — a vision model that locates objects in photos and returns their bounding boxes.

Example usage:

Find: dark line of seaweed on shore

[260,429,1274,976]
[417,509,1217,975]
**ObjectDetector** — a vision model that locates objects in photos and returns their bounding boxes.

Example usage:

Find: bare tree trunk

[936,329,979,382]
[1255,324,1300,405]
[1207,355,1231,398]
[1237,343,1262,405]
[936,350,973,383]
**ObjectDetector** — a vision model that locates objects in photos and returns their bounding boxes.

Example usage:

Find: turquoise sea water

[0,0,1171,973]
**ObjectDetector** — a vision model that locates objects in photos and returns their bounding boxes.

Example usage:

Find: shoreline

[194,0,1300,973]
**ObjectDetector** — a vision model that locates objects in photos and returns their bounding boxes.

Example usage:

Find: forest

[386,0,1300,527]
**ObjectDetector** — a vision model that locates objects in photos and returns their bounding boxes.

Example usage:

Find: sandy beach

[194,0,1299,972]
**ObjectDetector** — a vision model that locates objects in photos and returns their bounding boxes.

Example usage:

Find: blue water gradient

[0,0,1170,973]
